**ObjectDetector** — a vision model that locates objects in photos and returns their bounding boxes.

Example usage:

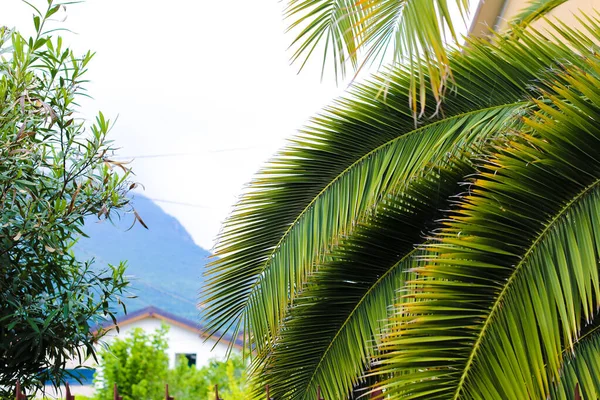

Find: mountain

[76,194,210,321]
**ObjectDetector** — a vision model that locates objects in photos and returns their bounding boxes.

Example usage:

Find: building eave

[94,306,244,350]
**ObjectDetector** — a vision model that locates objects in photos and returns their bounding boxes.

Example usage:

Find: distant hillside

[76,194,210,321]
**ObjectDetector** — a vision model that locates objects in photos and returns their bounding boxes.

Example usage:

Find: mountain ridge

[76,194,210,321]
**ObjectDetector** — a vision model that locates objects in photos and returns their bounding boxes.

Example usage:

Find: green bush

[167,355,248,400]
[94,325,250,400]
[95,326,169,400]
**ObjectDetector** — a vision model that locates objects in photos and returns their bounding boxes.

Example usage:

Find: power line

[145,197,211,209]
[113,146,260,159]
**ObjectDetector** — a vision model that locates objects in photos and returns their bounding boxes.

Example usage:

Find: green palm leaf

[376,55,600,399]
[550,325,600,399]
[251,163,469,400]
[285,0,470,111]
[512,0,569,29]
[202,18,599,360]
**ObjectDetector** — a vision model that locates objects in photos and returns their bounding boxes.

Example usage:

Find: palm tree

[202,1,600,398]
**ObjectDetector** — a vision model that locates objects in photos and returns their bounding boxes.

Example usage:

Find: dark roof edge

[94,306,244,349]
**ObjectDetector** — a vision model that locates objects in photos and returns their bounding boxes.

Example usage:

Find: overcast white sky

[2,1,474,250]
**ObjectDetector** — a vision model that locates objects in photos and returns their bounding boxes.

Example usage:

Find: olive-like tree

[0,2,134,394]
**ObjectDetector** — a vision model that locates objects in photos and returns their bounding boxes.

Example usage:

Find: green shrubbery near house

[94,326,249,400]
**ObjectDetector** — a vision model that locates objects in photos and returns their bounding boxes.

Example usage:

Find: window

[176,353,197,367]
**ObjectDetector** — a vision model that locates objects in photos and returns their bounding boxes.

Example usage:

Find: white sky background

[1,1,475,250]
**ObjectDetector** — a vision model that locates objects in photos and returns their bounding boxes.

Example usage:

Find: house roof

[97,306,244,349]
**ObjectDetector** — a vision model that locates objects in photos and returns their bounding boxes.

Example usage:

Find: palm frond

[202,19,600,358]
[285,0,365,79]
[250,163,469,400]
[285,0,470,109]
[376,56,600,399]
[550,325,600,399]
[512,0,569,30]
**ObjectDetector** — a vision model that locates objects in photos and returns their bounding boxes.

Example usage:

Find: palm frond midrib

[452,176,600,399]
[258,166,472,400]
[241,102,527,291]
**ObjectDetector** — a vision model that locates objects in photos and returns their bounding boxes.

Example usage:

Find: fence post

[65,382,75,400]
[113,384,123,400]
[371,388,383,399]
[15,381,26,400]
[165,383,174,400]
[317,385,324,400]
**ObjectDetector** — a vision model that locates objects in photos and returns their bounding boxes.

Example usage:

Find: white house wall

[43,316,236,398]
[100,317,232,369]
